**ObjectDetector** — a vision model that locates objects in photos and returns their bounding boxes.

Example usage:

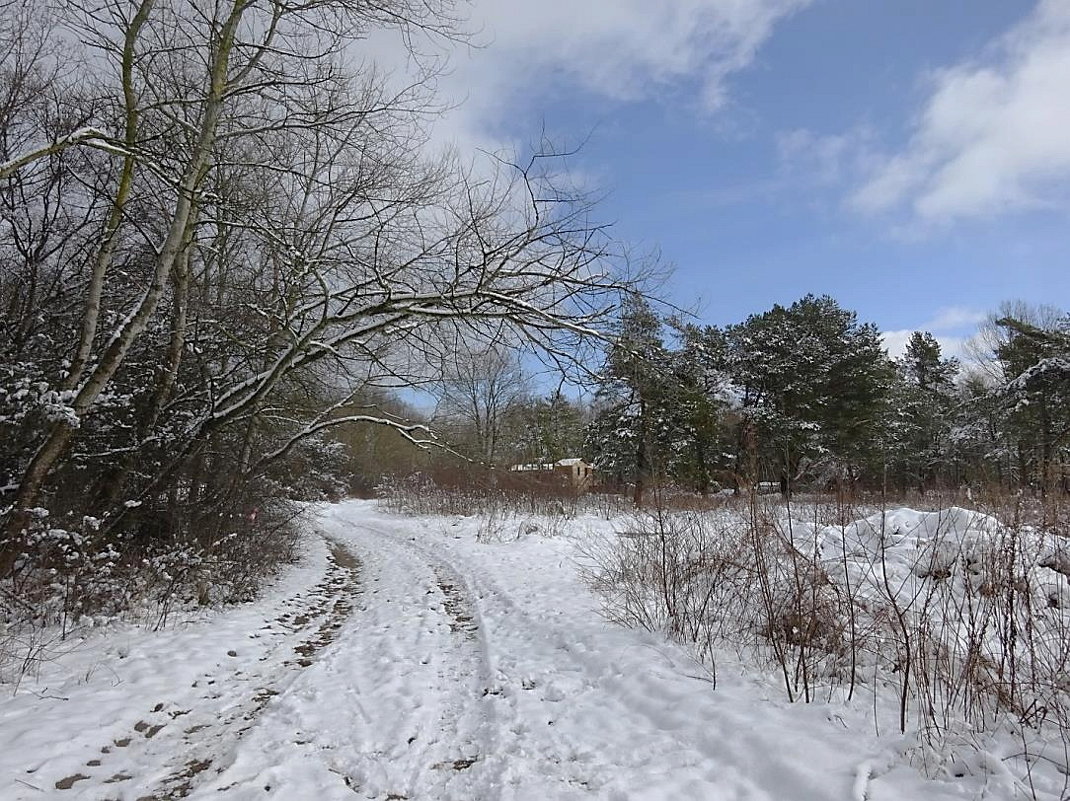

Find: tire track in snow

[336,524,503,801]
[353,515,859,801]
[141,539,364,800]
[352,521,620,797]
[41,537,363,801]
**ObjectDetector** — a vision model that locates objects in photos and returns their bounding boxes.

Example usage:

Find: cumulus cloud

[468,0,808,108]
[853,0,1070,221]
[371,1,811,156]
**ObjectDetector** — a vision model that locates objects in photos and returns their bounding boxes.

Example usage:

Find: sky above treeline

[378,0,1069,359]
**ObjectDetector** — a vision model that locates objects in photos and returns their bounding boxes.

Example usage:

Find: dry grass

[578,487,1070,797]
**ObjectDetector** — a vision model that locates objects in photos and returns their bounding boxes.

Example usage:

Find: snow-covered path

[2,501,983,800]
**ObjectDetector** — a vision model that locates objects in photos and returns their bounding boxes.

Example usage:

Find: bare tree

[433,342,529,466]
[0,0,640,585]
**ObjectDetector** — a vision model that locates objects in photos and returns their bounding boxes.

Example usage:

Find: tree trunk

[2,0,244,572]
[64,0,156,391]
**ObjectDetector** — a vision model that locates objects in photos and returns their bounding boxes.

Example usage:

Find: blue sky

[407,0,1070,358]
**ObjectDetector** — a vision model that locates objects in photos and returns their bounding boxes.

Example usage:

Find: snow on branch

[252,413,438,474]
[0,127,122,179]
[1007,356,1070,393]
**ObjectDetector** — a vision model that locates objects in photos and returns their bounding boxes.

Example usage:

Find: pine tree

[724,295,894,494]
[889,331,959,491]
[995,315,1070,494]
[671,323,730,494]
[950,372,1012,487]
[584,297,684,505]
[503,391,586,465]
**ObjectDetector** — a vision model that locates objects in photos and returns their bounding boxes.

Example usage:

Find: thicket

[583,489,1070,798]
[375,463,1070,793]
[0,0,636,645]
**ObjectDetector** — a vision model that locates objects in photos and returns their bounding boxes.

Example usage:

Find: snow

[0,127,109,178]
[0,500,1059,799]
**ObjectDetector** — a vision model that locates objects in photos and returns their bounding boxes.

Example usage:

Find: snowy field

[0,499,1062,800]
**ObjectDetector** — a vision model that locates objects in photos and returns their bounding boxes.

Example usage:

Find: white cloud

[853,0,1070,221]
[881,329,916,360]
[922,306,987,332]
[882,330,969,361]
[370,1,811,158]
[777,127,872,185]
[881,306,986,360]
[468,0,808,109]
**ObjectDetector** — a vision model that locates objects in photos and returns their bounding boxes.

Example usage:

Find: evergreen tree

[671,323,731,494]
[995,315,1070,493]
[724,295,894,493]
[584,297,685,505]
[503,391,586,465]
[889,332,959,491]
[950,372,1013,488]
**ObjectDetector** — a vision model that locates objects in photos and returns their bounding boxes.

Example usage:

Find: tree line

[589,295,1070,503]
[419,296,1070,506]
